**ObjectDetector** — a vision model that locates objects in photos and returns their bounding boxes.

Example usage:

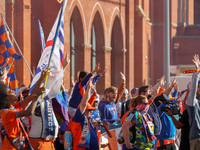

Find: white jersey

[29,98,59,139]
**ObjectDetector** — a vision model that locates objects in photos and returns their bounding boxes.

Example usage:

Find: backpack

[147,102,162,136]
[121,99,131,118]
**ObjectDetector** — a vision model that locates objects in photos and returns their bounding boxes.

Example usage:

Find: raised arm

[151,76,165,97]
[63,52,70,71]
[20,69,46,108]
[171,84,179,101]
[0,66,7,83]
[17,86,46,118]
[92,68,108,84]
[98,68,108,78]
[91,63,101,75]
[163,77,177,97]
[186,54,200,106]
[116,72,126,103]
[81,63,101,87]
[67,76,76,96]
[88,87,97,106]
[79,76,94,114]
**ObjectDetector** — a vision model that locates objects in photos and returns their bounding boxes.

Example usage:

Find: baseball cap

[86,103,96,110]
[16,87,29,98]
[122,88,129,96]
[95,94,100,102]
[77,102,96,110]
[156,88,178,100]
[131,88,138,94]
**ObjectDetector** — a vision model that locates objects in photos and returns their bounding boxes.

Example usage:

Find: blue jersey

[69,74,100,109]
[98,100,118,123]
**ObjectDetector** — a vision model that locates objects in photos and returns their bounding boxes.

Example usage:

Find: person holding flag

[0,69,46,150]
[28,0,69,150]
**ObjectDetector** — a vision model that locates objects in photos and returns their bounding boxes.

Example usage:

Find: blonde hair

[129,95,147,108]
[106,86,118,93]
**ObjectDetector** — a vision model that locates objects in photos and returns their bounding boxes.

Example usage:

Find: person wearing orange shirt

[0,70,46,150]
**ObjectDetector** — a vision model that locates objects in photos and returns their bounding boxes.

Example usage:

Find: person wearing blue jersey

[98,86,120,124]
[68,64,107,117]
[68,76,99,150]
[155,78,179,150]
[98,72,126,126]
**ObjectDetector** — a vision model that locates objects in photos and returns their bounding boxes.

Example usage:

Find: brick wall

[2,0,199,95]
[0,0,5,21]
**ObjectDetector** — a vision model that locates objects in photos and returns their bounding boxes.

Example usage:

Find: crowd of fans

[0,54,200,150]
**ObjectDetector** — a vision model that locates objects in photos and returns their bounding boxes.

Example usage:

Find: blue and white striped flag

[38,20,46,52]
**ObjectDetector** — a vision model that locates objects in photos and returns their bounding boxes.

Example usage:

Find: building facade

[0,0,198,94]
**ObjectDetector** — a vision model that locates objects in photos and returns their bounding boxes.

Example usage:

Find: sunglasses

[139,102,148,105]
[88,109,93,112]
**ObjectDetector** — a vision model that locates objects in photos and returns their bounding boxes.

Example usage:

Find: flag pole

[0,13,34,77]
[41,0,66,98]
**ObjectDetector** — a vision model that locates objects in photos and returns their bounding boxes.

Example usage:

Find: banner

[100,121,122,150]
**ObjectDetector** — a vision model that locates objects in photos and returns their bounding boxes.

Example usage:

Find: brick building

[0,0,199,95]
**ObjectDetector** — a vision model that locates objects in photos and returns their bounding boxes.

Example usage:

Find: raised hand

[170,77,177,88]
[159,76,166,87]
[71,76,76,87]
[92,63,101,74]
[98,68,108,77]
[192,54,200,72]
[0,68,7,83]
[76,71,80,81]
[174,82,179,91]
[63,52,70,70]
[65,52,70,66]
[120,72,126,82]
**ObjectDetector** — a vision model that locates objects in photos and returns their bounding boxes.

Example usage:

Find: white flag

[29,0,68,100]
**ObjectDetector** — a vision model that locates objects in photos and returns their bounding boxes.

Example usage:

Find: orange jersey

[1,102,23,150]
